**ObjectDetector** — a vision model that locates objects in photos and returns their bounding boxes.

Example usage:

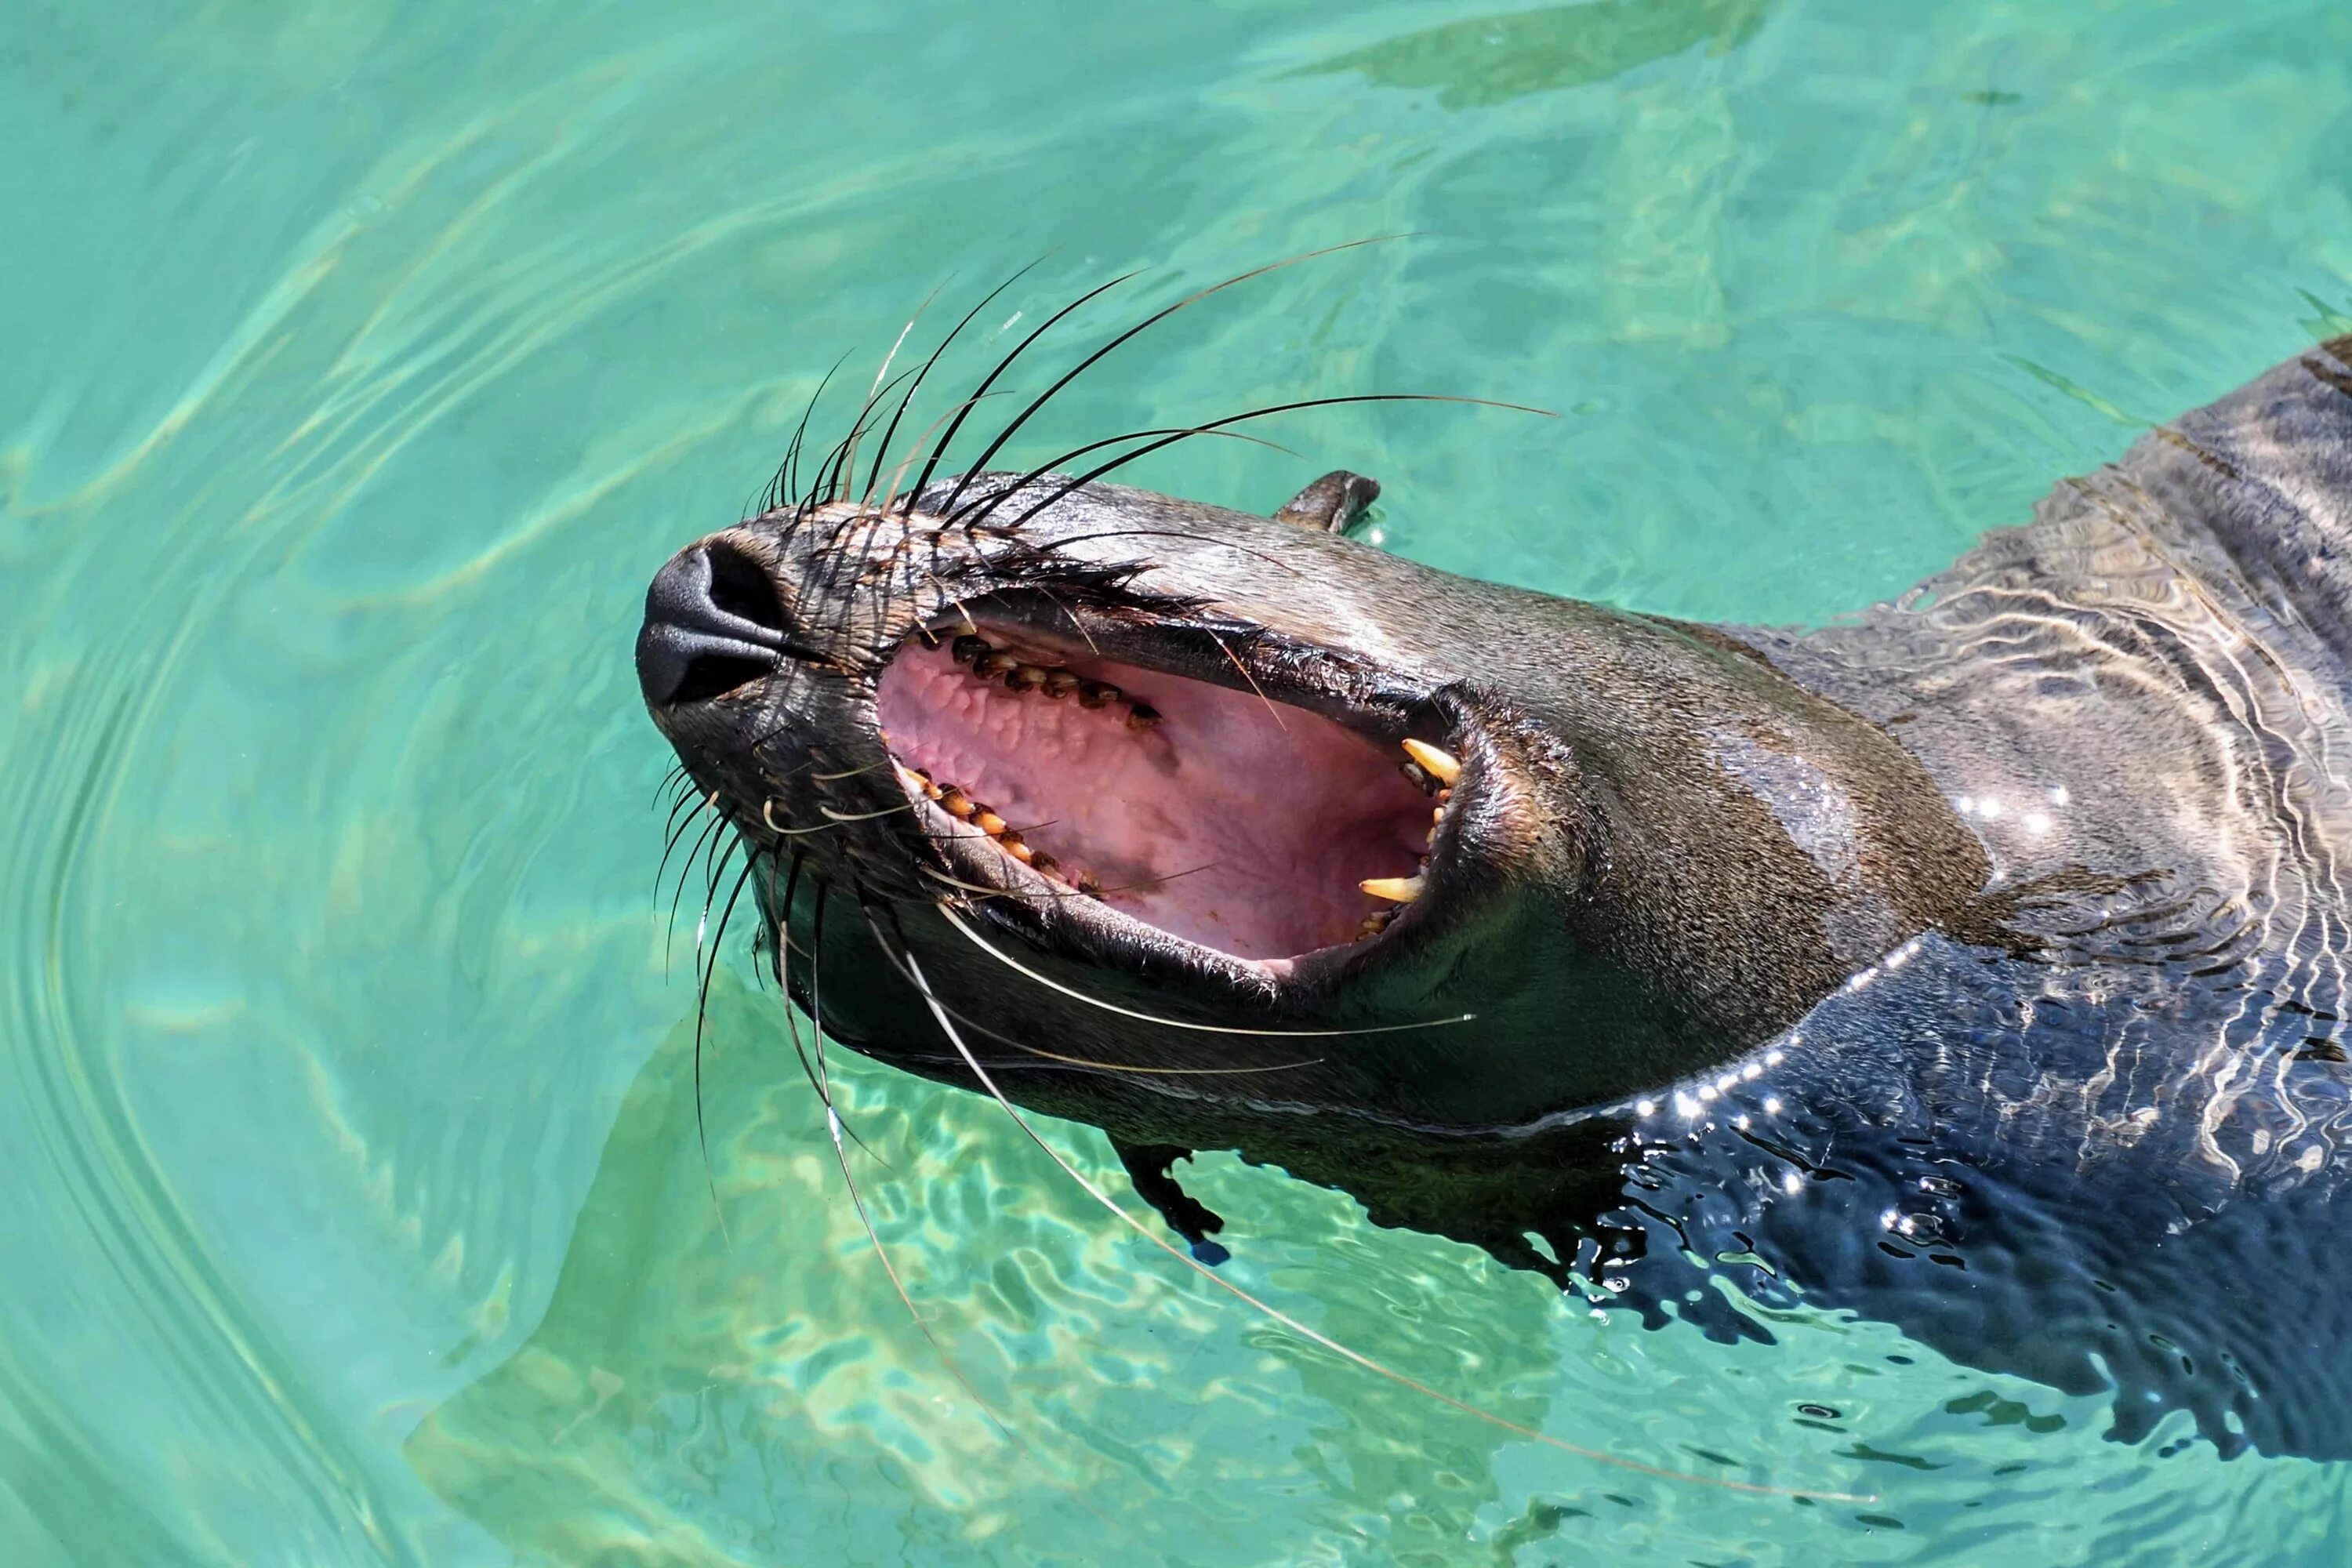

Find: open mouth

[874,622,1459,965]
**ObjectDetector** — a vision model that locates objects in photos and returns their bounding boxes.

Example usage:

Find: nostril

[703,542,785,633]
[669,652,775,706]
[637,540,788,709]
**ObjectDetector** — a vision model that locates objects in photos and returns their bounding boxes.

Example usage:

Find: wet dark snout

[636,539,789,709]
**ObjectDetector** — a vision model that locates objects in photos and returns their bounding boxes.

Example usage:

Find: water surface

[8,0,2352,1561]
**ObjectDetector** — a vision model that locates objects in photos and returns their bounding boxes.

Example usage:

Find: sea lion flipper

[1112,1138,1231,1263]
[1272,470,1381,534]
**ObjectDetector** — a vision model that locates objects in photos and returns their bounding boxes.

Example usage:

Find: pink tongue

[876,639,1428,959]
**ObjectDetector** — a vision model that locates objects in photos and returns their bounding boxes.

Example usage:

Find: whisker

[690,850,761,1250]
[768,352,853,516]
[949,426,1298,532]
[941,235,1410,521]
[1207,628,1283,731]
[880,391,1021,517]
[817,800,917,823]
[997,525,1305,579]
[800,891,1025,1444]
[914,858,1229,898]
[911,568,982,644]
[844,289,938,494]
[687,835,743,978]
[808,884,844,1164]
[912,270,1147,514]
[823,1088,1014,1433]
[1007,394,1555,529]
[702,825,743,906]
[865,260,1047,507]
[655,789,721,897]
[757,797,913,836]
[828,364,924,510]
[769,856,884,1163]
[882,925,1873,1505]
[854,906,1319,1077]
[935,902,1472,1037]
[666,812,733,971]
[767,860,842,1114]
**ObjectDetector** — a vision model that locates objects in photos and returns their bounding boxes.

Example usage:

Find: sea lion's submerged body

[638,328,2352,1457]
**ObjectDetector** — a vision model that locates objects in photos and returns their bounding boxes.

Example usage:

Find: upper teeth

[1360,874,1425,904]
[1401,739,1461,786]
[946,631,1151,722]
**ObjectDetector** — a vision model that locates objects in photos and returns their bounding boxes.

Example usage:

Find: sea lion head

[637,457,1988,1138]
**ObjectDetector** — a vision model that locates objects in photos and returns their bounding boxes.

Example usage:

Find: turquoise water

[9,0,2352,1561]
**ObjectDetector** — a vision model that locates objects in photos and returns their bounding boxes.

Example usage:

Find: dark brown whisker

[939,236,1408,523]
[656,789,720,896]
[769,862,887,1165]
[690,849,761,1249]
[1009,394,1555,528]
[864,260,1047,508]
[666,811,733,971]
[823,364,924,510]
[702,826,742,907]
[879,391,1020,517]
[991,525,1304,578]
[948,426,1297,532]
[767,351,852,516]
[913,269,1146,515]
[769,858,837,1107]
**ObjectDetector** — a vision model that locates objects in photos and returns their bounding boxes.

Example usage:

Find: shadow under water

[1291,0,1773,110]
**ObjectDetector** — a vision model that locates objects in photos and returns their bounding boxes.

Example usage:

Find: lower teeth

[902,765,1087,892]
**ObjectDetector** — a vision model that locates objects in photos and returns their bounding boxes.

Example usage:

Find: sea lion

[637,317,2352,1459]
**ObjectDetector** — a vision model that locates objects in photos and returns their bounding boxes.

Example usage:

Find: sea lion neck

[1738,339,2352,941]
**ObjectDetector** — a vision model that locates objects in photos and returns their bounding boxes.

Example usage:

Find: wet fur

[646,310,2352,1459]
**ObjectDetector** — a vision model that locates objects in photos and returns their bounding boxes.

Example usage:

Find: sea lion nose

[635,540,788,708]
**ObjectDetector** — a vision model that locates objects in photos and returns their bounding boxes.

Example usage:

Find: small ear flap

[1272,470,1381,534]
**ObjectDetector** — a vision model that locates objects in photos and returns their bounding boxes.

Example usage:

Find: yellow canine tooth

[1359,874,1425,904]
[1400,739,1461,786]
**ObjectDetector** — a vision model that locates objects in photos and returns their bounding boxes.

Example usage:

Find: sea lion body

[638,329,2352,1457]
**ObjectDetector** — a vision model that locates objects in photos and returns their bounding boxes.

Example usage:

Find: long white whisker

[936,902,1475,1037]
[854,905,1323,1077]
[882,920,1872,1504]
